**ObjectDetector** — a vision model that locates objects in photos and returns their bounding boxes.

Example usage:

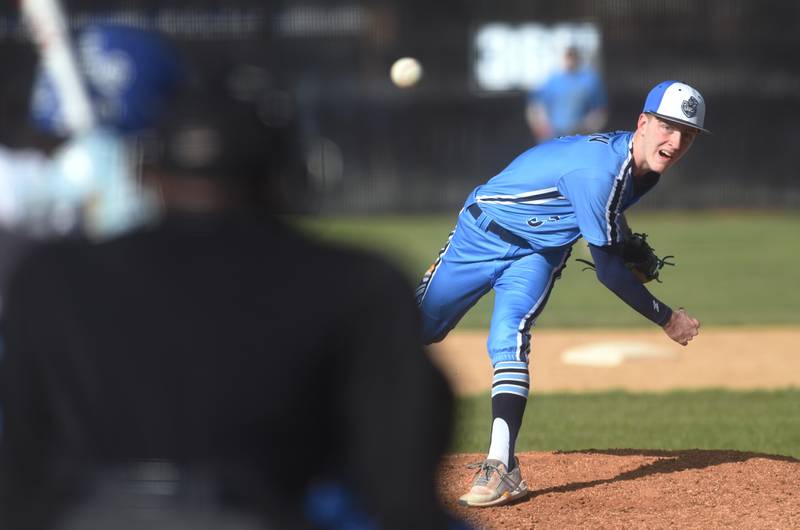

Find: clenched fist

[663,308,700,345]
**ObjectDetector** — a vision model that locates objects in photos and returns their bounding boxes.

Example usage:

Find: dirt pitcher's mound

[440,451,800,529]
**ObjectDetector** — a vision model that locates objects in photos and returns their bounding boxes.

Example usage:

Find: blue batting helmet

[30,23,183,136]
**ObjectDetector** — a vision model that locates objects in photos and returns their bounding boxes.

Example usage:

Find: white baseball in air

[390,57,423,88]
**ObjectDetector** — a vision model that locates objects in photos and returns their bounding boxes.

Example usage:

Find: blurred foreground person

[0,47,456,530]
[3,22,181,240]
[0,23,180,318]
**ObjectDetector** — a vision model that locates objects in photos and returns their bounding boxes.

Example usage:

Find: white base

[560,341,678,367]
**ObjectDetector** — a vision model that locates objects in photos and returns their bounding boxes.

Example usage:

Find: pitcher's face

[634,113,698,174]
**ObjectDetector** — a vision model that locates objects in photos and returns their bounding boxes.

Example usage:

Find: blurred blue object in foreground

[305,480,378,530]
[305,479,475,530]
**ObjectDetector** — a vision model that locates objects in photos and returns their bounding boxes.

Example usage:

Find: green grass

[452,388,800,459]
[293,213,800,458]
[292,211,800,328]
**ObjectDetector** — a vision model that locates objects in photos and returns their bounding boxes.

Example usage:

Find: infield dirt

[429,327,800,395]
[431,328,800,529]
[439,450,800,529]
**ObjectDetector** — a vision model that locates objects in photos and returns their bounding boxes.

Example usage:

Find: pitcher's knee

[421,317,449,345]
[420,304,461,344]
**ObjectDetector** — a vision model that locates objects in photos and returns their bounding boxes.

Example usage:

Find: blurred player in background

[525,45,608,142]
[29,21,181,238]
[0,23,180,319]
[1,22,180,239]
[0,22,461,530]
[417,80,705,507]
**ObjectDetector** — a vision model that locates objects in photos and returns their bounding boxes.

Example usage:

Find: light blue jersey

[0,129,158,239]
[419,79,705,488]
[468,131,658,250]
[528,68,607,137]
[417,131,661,366]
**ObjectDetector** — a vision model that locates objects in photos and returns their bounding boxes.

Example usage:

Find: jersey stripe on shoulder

[604,140,634,245]
[476,186,565,205]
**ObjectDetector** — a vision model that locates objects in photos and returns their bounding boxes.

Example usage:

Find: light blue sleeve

[557,168,620,247]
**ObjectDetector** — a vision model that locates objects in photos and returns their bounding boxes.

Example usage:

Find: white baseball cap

[642,80,710,133]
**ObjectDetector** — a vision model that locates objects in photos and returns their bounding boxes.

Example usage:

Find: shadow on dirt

[528,449,799,498]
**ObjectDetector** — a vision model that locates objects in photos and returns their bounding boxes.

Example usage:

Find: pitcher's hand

[663,308,700,346]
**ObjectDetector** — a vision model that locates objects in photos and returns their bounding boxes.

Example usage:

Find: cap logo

[79,31,134,97]
[681,96,699,119]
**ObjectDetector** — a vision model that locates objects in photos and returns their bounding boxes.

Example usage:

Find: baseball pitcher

[417,80,706,507]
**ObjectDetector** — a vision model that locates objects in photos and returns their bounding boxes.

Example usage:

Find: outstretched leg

[459,247,570,507]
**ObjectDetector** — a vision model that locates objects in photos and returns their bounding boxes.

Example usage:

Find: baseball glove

[576,233,675,283]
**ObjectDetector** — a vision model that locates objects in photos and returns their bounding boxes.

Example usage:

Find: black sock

[490,393,527,471]
[488,361,530,472]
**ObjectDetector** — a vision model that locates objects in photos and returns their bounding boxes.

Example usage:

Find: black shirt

[0,213,453,529]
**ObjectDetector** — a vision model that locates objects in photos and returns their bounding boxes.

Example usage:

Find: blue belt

[467,203,531,249]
